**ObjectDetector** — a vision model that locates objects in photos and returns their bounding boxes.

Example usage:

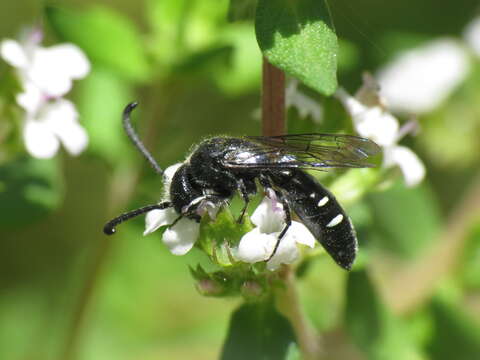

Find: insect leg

[266,191,292,261]
[168,193,226,230]
[236,179,251,224]
[168,214,184,228]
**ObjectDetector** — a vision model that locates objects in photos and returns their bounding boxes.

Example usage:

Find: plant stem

[262,58,286,136]
[276,266,323,360]
[261,58,321,358]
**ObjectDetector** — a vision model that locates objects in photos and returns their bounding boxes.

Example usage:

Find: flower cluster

[335,74,426,187]
[235,190,316,270]
[0,29,90,158]
[143,164,316,270]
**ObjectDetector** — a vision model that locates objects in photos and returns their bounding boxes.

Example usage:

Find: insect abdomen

[270,170,357,270]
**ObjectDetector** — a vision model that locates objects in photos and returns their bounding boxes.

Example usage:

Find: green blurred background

[1,1,480,359]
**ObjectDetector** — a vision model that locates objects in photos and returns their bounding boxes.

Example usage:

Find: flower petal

[236,228,276,263]
[284,221,316,248]
[0,39,29,68]
[162,163,183,200]
[354,107,399,147]
[384,145,426,187]
[286,79,323,123]
[266,235,299,271]
[196,200,221,220]
[335,88,369,119]
[377,39,469,114]
[335,87,399,147]
[28,44,90,97]
[16,81,43,114]
[250,195,285,233]
[41,99,88,156]
[144,207,177,235]
[162,218,200,255]
[23,118,59,159]
[47,44,90,79]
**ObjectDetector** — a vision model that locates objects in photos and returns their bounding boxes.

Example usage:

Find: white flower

[376,39,469,114]
[23,99,88,158]
[144,207,201,255]
[1,31,90,97]
[0,29,90,159]
[235,192,316,271]
[286,78,323,123]
[144,163,225,256]
[335,74,426,187]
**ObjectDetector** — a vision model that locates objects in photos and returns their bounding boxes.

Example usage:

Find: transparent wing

[223,133,381,169]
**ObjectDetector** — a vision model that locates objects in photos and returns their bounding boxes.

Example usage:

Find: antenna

[103,202,172,235]
[122,102,163,174]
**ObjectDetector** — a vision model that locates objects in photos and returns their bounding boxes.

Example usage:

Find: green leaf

[214,24,263,95]
[228,0,257,22]
[146,0,228,65]
[345,271,424,360]
[45,6,150,82]
[221,301,297,360]
[76,68,135,164]
[426,297,480,360]
[0,157,63,227]
[255,0,338,95]
[367,181,441,258]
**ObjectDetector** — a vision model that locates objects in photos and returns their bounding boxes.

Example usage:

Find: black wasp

[104,102,380,270]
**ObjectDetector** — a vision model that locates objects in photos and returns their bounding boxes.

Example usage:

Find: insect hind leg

[236,178,255,224]
[266,190,292,261]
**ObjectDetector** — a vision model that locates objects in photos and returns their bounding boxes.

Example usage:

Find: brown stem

[262,58,286,136]
[276,266,323,360]
[262,59,321,358]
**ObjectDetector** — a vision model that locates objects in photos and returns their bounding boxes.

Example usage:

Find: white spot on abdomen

[310,193,316,199]
[317,196,329,207]
[326,214,343,227]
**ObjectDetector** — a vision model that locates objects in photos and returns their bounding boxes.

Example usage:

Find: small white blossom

[23,99,88,158]
[144,206,178,235]
[235,192,316,271]
[376,39,469,114]
[286,78,323,123]
[144,203,202,256]
[1,31,90,97]
[0,29,90,159]
[335,74,426,187]
[383,146,426,187]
